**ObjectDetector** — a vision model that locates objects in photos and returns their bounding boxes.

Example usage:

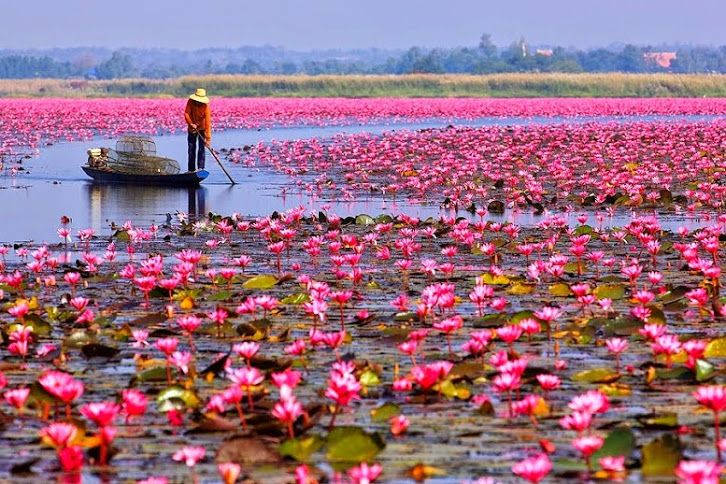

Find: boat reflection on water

[86,183,207,232]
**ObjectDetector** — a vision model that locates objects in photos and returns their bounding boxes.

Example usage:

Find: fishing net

[87,135,181,175]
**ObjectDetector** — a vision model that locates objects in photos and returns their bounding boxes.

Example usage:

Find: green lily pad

[646,307,667,325]
[507,282,535,295]
[572,367,620,384]
[326,426,385,464]
[641,434,681,476]
[281,293,309,305]
[704,337,726,358]
[208,290,233,301]
[509,310,535,325]
[549,283,572,297]
[355,214,375,226]
[156,386,201,411]
[592,427,635,468]
[473,313,508,328]
[563,261,584,274]
[695,359,715,382]
[436,379,471,400]
[638,412,678,429]
[479,273,510,285]
[279,435,324,462]
[370,403,400,422]
[656,367,691,381]
[243,275,278,290]
[22,314,52,337]
[132,366,167,384]
[573,225,594,235]
[593,284,626,300]
[359,370,380,387]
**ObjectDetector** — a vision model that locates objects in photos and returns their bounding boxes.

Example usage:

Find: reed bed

[0,73,724,98]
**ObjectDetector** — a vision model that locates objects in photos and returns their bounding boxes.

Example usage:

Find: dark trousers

[187,131,206,171]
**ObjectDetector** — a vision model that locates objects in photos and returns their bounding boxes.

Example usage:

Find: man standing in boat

[184,88,211,172]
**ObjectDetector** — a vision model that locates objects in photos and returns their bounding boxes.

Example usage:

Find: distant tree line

[1,34,724,79]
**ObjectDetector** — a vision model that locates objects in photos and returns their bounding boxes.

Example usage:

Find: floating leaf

[572,368,620,384]
[279,435,325,462]
[157,386,201,411]
[326,426,385,464]
[436,379,470,400]
[563,261,584,274]
[573,225,594,235]
[507,282,535,295]
[509,310,535,324]
[355,214,375,226]
[641,434,681,476]
[81,343,119,359]
[393,311,418,322]
[217,437,281,465]
[549,283,572,297]
[370,403,400,422]
[193,413,239,433]
[243,275,278,290]
[593,284,626,300]
[22,314,52,337]
[487,200,505,214]
[281,293,309,305]
[704,337,726,358]
[63,330,94,349]
[655,367,691,381]
[112,230,130,242]
[592,427,635,468]
[359,370,381,387]
[646,306,667,325]
[638,412,678,429]
[588,316,642,337]
[208,290,233,301]
[131,366,167,384]
[128,312,167,327]
[479,273,510,285]
[598,383,631,397]
[695,359,715,382]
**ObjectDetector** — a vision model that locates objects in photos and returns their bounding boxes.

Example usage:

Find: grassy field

[1,73,725,98]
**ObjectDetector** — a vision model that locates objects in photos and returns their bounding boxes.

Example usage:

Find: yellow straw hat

[189,88,209,104]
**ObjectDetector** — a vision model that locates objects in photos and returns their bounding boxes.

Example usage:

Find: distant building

[536,49,554,57]
[643,52,677,68]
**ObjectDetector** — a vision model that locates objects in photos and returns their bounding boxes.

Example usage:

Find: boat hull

[82,167,209,187]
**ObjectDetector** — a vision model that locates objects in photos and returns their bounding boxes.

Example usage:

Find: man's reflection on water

[86,183,208,231]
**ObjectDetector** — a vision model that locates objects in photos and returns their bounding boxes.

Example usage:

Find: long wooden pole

[196,131,236,185]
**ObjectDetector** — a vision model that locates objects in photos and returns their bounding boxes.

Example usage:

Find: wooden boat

[82,135,209,187]
[82,166,209,187]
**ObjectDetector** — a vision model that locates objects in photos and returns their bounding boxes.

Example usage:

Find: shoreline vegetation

[1,73,725,98]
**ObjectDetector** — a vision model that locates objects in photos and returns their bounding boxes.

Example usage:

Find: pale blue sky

[5,0,724,49]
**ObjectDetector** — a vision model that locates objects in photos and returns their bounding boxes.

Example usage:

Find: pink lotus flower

[675,460,722,484]
[172,446,206,467]
[58,445,84,472]
[512,453,552,483]
[80,401,119,427]
[348,462,382,484]
[568,390,609,415]
[121,389,148,422]
[3,387,29,411]
[573,435,604,469]
[693,385,726,460]
[40,422,78,448]
[218,462,242,484]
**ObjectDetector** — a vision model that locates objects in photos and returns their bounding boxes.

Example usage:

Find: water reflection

[85,183,208,232]
[187,186,207,218]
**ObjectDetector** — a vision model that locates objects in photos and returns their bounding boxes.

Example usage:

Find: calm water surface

[0,114,719,242]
